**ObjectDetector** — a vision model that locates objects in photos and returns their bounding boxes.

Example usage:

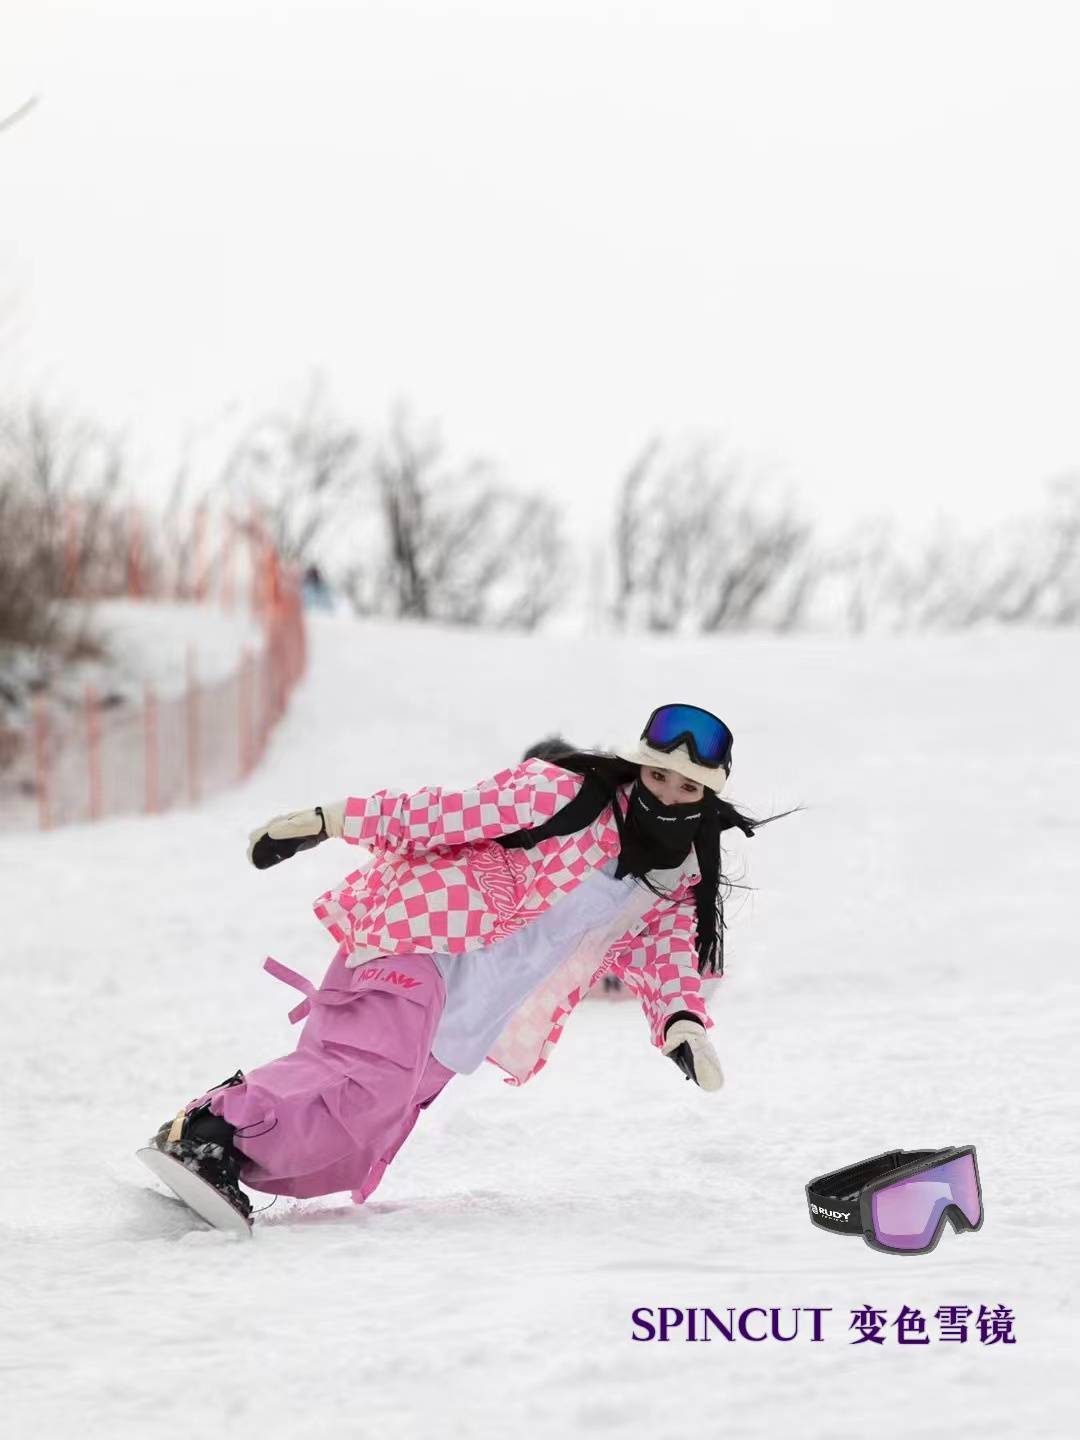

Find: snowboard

[136,1146,254,1237]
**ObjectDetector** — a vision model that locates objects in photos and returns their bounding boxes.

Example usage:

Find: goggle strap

[804,1184,863,1234]
[812,1151,905,1195]
[812,1148,942,1195]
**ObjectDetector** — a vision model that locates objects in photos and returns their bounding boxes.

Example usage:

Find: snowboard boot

[150,1070,252,1220]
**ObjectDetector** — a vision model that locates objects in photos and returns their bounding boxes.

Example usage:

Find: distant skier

[301,563,334,612]
[146,704,776,1225]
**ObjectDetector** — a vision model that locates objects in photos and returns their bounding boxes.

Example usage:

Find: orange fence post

[33,698,51,830]
[238,649,252,778]
[186,646,200,805]
[86,684,102,821]
[259,644,272,761]
[145,682,159,813]
[274,616,285,721]
[264,612,275,724]
[281,594,292,689]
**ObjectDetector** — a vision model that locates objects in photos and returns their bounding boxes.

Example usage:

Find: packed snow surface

[1,613,1075,1438]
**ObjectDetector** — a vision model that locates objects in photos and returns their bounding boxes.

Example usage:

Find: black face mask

[629,779,705,849]
[611,779,704,880]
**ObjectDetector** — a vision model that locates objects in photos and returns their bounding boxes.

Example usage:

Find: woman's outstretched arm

[248,759,583,868]
[335,759,582,852]
[617,915,713,1046]
[616,925,725,1091]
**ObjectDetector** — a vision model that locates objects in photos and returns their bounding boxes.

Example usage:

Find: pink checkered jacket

[311,757,715,1086]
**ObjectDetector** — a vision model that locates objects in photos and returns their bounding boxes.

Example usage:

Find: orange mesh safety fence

[3,511,307,831]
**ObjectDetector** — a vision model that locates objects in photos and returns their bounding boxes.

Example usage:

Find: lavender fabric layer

[429,855,687,1074]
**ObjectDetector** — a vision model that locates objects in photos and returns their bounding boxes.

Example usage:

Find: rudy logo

[356,966,422,989]
[810,1203,851,1222]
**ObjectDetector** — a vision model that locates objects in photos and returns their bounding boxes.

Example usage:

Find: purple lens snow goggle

[641,704,734,772]
[806,1147,983,1255]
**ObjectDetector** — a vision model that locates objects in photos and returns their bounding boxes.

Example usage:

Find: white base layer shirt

[429,853,694,1074]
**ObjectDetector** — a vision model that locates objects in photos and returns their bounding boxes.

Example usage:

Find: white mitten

[247,801,345,869]
[662,1018,725,1092]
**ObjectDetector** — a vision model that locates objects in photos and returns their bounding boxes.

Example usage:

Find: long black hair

[499,736,791,975]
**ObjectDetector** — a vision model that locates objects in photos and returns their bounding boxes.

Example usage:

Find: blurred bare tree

[341,409,564,629]
[613,438,817,632]
[0,404,126,656]
[821,475,1080,631]
[209,390,563,628]
[220,380,365,566]
[996,474,1080,624]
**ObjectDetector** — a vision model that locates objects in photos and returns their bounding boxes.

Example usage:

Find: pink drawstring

[262,956,316,1023]
[263,955,366,1024]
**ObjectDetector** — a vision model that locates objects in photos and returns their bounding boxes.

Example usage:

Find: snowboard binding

[139,1070,254,1234]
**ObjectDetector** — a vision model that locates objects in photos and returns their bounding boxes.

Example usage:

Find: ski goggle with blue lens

[641,704,734,772]
[806,1146,983,1255]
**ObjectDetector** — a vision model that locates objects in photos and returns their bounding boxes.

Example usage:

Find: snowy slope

[1,612,1076,1439]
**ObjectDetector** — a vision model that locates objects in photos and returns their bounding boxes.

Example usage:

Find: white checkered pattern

[312,758,713,1085]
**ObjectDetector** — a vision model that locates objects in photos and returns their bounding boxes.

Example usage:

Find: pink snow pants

[192,948,455,1203]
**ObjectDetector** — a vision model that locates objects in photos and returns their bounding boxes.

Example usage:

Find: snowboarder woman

[148,703,773,1223]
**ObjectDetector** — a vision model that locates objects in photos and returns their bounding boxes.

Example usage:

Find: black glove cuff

[664,1011,705,1086]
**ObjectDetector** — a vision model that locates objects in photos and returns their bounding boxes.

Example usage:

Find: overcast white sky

[2,0,1079,541]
